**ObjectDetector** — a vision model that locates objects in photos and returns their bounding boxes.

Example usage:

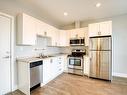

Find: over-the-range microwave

[70,38,85,46]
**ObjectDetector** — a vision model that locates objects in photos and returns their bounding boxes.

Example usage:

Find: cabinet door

[99,21,112,36]
[83,27,89,46]
[36,20,46,36]
[84,56,90,76]
[69,29,77,38]
[43,59,52,83]
[59,30,69,46]
[51,58,58,77]
[17,13,36,45]
[46,25,59,46]
[78,27,89,46]
[63,56,68,72]
[89,23,100,37]
[76,28,85,38]
[57,56,64,74]
[53,29,60,46]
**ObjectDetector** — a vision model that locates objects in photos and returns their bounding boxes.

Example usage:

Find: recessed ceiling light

[64,12,68,16]
[96,3,101,8]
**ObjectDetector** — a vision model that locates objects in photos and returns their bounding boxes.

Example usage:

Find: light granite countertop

[17,53,68,63]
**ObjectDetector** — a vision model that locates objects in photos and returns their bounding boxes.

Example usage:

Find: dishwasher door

[30,61,42,88]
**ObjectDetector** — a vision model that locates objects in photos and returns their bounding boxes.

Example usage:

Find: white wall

[112,15,127,77]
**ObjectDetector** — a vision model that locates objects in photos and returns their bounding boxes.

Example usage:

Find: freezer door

[99,51,111,80]
[90,38,100,50]
[90,51,100,78]
[100,37,111,50]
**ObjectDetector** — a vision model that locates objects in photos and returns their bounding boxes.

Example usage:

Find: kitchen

[0,0,127,95]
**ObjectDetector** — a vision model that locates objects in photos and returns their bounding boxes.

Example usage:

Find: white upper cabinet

[36,19,47,36]
[89,21,112,37]
[99,21,112,36]
[89,23,100,37]
[17,13,36,45]
[46,26,60,46]
[69,28,85,38]
[17,13,61,46]
[76,28,86,38]
[70,29,77,38]
[59,30,70,46]
[84,27,89,46]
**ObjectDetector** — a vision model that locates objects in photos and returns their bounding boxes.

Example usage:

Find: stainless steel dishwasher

[30,61,42,91]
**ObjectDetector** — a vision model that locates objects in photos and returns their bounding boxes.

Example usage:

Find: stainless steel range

[68,49,86,75]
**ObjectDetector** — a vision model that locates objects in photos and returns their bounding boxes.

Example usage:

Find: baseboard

[112,72,127,78]
[112,76,127,85]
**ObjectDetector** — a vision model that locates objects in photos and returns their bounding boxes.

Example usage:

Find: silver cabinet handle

[44,31,47,36]
[50,59,53,63]
[98,31,101,35]
[3,56,10,59]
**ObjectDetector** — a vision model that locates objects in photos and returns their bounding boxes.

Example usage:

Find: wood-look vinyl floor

[31,73,127,95]
[9,73,127,95]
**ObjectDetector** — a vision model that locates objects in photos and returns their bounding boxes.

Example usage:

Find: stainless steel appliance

[68,49,85,75]
[89,36,111,80]
[70,38,85,46]
[30,61,42,91]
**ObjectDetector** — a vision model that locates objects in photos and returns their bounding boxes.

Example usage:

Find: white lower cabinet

[42,55,67,86]
[57,56,65,74]
[84,56,90,76]
[42,58,52,85]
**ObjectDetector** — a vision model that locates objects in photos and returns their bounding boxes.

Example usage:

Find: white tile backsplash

[15,36,60,58]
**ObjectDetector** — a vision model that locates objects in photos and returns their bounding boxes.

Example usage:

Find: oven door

[68,57,83,70]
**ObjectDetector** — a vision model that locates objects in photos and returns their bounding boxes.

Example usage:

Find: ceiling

[17,0,127,26]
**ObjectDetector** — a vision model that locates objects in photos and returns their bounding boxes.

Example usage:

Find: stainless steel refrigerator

[89,36,111,80]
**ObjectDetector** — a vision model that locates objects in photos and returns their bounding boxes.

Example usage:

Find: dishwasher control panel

[30,61,43,68]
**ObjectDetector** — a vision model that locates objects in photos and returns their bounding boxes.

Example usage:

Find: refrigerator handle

[98,51,101,76]
[90,39,93,50]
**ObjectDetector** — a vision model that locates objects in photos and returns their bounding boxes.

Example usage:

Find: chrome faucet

[39,53,45,58]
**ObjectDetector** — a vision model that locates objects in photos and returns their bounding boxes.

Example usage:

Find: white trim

[0,12,15,92]
[112,72,127,78]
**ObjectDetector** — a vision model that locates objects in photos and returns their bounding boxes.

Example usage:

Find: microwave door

[70,39,80,45]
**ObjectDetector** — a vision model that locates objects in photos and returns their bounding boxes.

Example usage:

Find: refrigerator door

[99,51,111,80]
[100,37,111,50]
[90,51,100,78]
[90,38,101,50]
